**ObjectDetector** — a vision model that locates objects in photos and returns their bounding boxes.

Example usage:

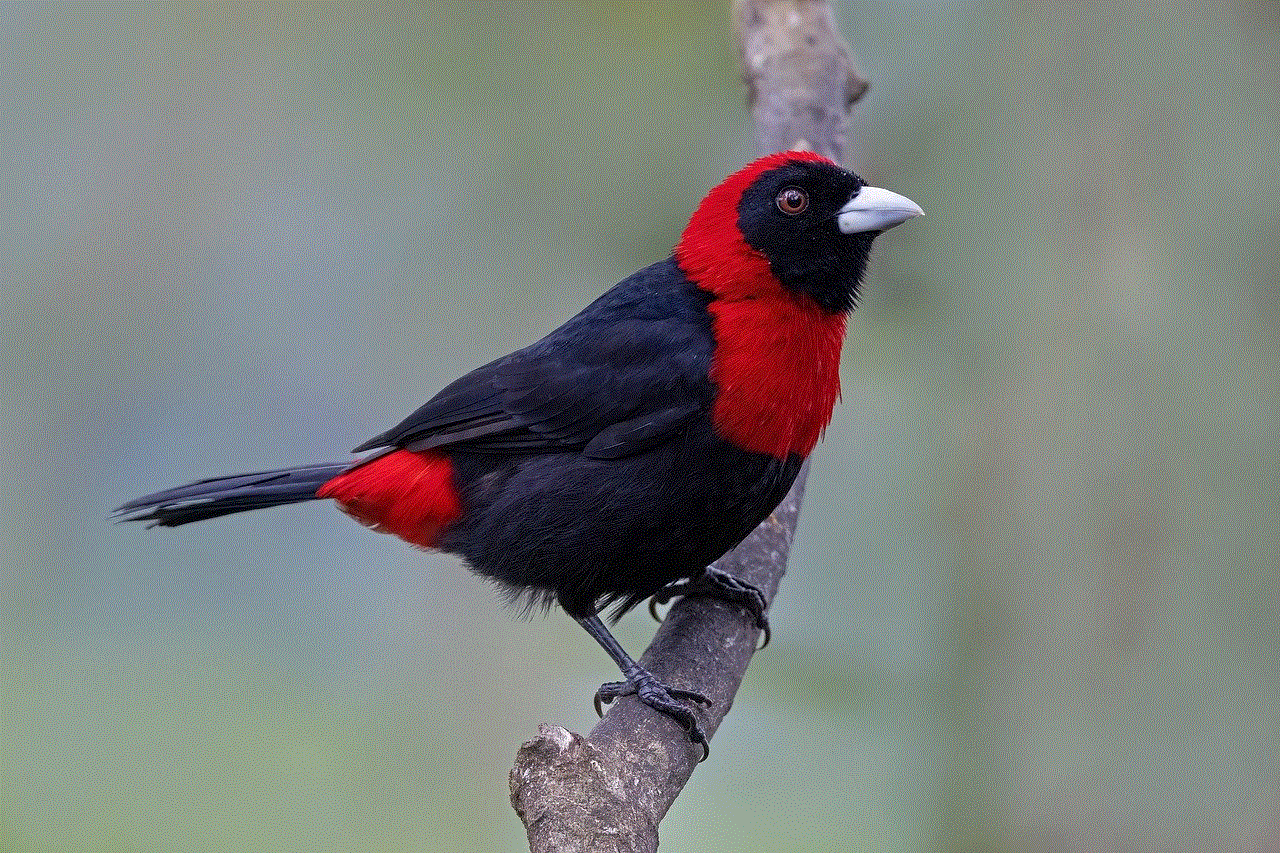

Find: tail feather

[115,462,352,527]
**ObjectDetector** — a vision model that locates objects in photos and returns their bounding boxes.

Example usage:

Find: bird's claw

[593,673,712,761]
[647,566,772,649]
[647,595,666,624]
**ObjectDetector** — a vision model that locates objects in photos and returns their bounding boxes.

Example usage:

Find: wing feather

[353,259,715,460]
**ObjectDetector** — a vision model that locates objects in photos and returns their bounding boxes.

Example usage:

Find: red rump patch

[317,449,462,549]
[675,151,846,460]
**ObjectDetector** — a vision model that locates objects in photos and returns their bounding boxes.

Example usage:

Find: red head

[677,152,922,459]
[676,151,921,314]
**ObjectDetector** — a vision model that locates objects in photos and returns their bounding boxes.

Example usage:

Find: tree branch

[510,3,866,850]
[737,0,867,159]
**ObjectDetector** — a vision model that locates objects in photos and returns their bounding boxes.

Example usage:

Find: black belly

[439,424,803,619]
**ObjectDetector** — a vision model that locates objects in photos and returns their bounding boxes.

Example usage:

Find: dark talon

[576,614,712,760]
[592,674,712,761]
[647,596,664,623]
[647,567,772,649]
[595,681,710,714]
[757,619,772,650]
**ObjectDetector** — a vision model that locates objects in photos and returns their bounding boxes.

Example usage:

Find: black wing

[353,258,715,460]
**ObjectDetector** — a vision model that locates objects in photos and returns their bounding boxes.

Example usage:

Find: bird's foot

[648,566,771,649]
[594,667,712,760]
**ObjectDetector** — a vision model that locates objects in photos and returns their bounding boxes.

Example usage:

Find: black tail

[114,462,353,527]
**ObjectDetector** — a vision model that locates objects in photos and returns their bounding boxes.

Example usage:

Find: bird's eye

[775,187,809,216]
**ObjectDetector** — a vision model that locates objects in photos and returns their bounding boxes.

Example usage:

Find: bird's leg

[647,566,771,648]
[576,614,712,760]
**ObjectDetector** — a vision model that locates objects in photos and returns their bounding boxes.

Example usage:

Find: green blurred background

[3,3,1277,851]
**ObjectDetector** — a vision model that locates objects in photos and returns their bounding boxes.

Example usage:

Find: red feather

[675,151,846,459]
[704,295,844,459]
[317,449,462,548]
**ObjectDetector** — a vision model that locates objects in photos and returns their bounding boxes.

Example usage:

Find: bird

[116,150,922,756]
